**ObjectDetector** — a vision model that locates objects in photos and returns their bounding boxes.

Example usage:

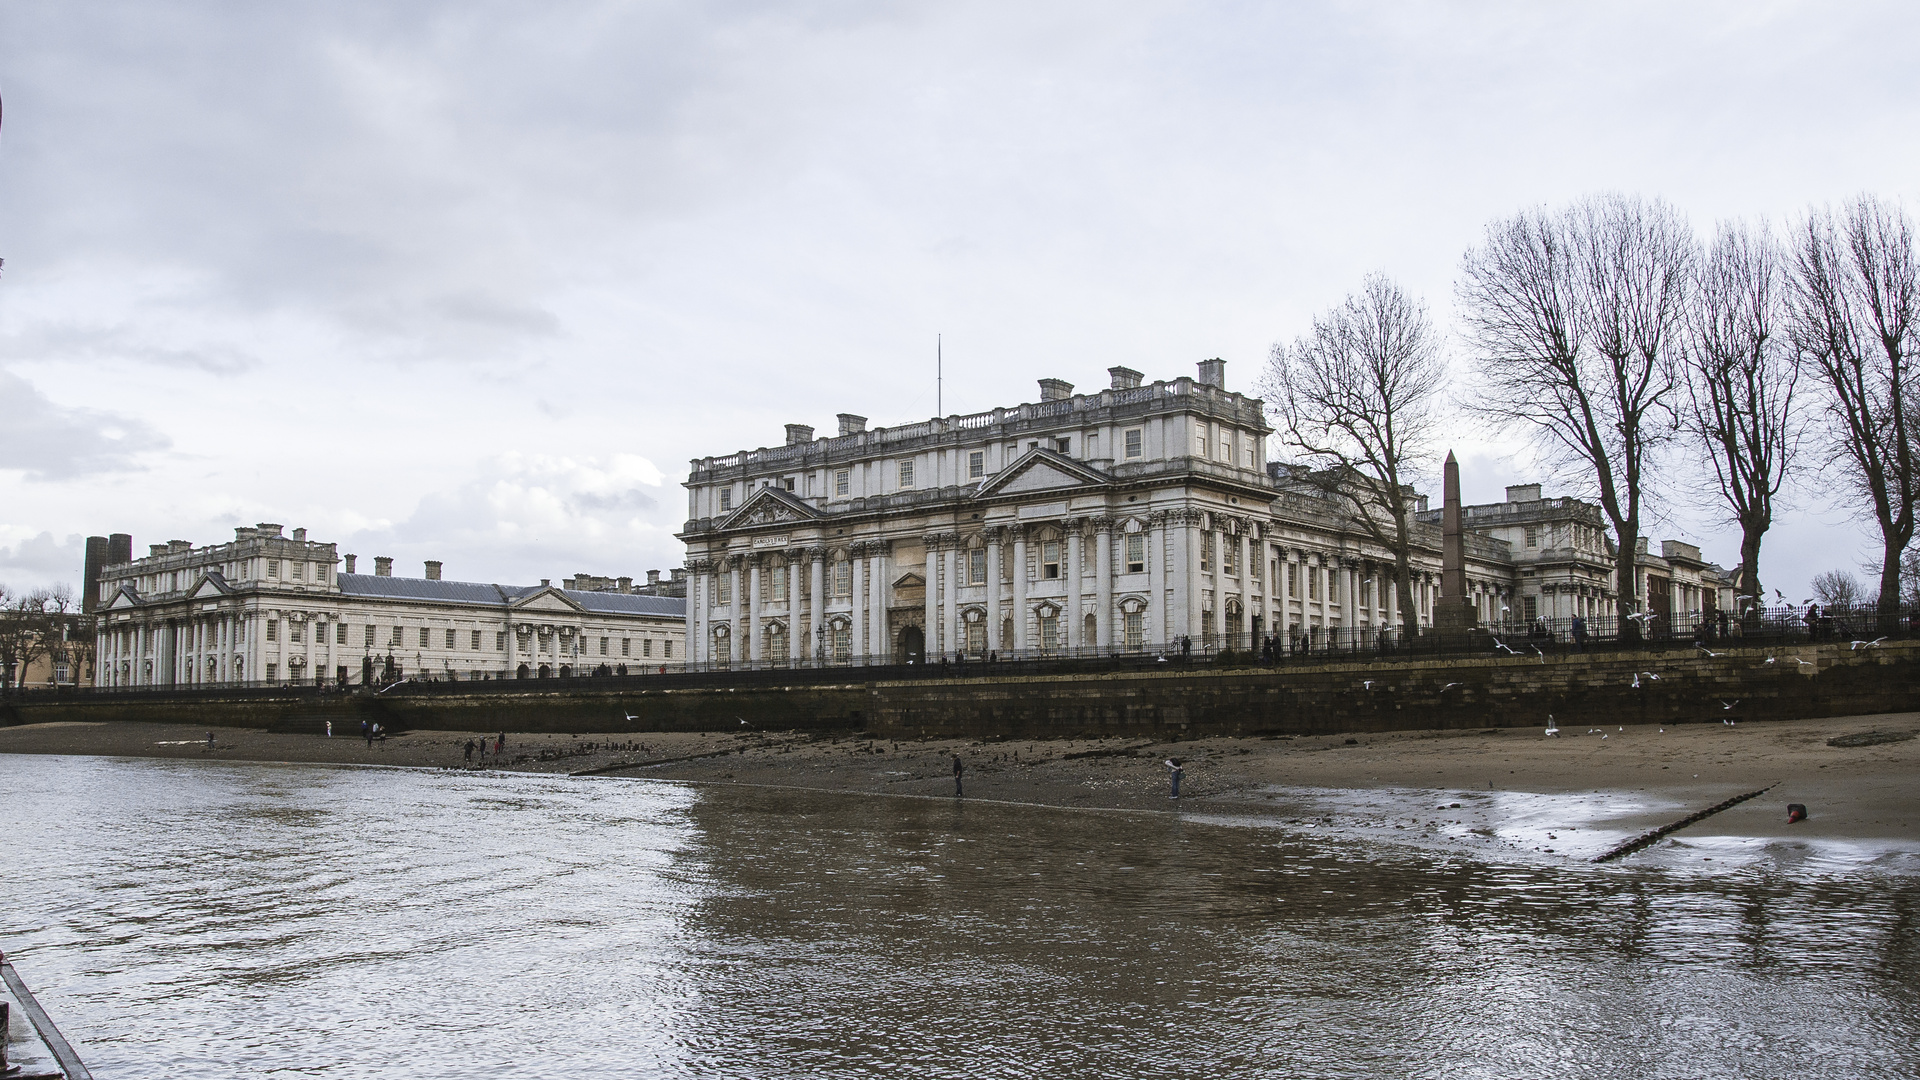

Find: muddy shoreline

[5,712,1916,869]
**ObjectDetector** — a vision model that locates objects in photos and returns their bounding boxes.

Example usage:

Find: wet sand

[4,713,1915,869]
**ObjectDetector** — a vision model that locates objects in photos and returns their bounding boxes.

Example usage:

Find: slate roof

[339,574,683,617]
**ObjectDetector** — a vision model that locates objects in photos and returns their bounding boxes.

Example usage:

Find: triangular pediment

[973,449,1112,500]
[892,572,925,590]
[718,486,825,531]
[104,586,144,611]
[509,588,586,614]
[189,573,231,599]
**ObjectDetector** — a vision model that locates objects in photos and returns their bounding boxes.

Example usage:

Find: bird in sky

[1720,700,1740,710]
[1698,646,1721,658]
[1792,656,1816,669]
[738,717,754,728]
[1641,671,1661,682]
[1763,655,1777,665]
[1493,639,1517,655]
[1775,589,1786,601]
[1441,682,1464,691]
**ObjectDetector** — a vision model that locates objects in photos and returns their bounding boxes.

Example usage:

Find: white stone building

[90,525,685,687]
[680,362,1513,667]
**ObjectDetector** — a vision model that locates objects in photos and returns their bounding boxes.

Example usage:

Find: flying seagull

[1544,715,1559,737]
[1763,655,1777,665]
[1698,646,1721,658]
[1720,700,1740,710]
[1851,637,1887,651]
[1493,639,1517,655]
[623,712,639,723]
[1440,682,1464,692]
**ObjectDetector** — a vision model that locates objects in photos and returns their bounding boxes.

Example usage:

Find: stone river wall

[4,641,1913,740]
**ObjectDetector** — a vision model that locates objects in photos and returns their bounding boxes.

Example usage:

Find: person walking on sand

[206,731,216,752]
[326,720,333,738]
[464,739,475,764]
[1165,758,1183,799]
[952,754,965,798]
[496,733,505,755]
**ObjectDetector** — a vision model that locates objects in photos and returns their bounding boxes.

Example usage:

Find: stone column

[869,540,891,662]
[788,554,804,663]
[1185,511,1203,645]
[923,534,942,658]
[943,542,959,659]
[728,560,743,666]
[1066,520,1083,654]
[850,544,867,661]
[1094,517,1114,650]
[808,547,827,664]
[985,529,1002,653]
[747,555,763,664]
[1148,512,1168,648]
[1011,526,1029,653]
[1238,527,1253,649]
[687,562,705,663]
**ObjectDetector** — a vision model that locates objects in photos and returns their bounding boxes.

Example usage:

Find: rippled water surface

[2,755,1917,1079]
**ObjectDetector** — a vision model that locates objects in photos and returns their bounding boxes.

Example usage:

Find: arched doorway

[898,625,924,665]
[558,664,572,678]
[516,663,530,679]
[537,664,552,678]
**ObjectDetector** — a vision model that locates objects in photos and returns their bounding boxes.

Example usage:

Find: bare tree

[1809,569,1863,608]
[0,585,54,690]
[1264,273,1446,639]
[1788,195,1919,623]
[1457,194,1695,636]
[1679,220,1802,610]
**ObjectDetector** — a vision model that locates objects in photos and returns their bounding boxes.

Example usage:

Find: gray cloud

[0,530,86,586]
[0,369,171,479]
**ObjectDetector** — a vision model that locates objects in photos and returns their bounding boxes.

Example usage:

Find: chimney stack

[374,556,393,577]
[1505,484,1542,503]
[785,423,815,446]
[1108,366,1143,390]
[647,570,661,587]
[618,576,634,593]
[837,413,867,436]
[345,554,357,574]
[1038,378,1074,402]
[109,533,132,565]
[83,536,110,613]
[1196,359,1226,389]
[292,528,307,542]
[541,578,551,588]
[425,560,442,580]
[256,523,283,538]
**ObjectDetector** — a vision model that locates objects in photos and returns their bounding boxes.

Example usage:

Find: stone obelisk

[1434,450,1478,637]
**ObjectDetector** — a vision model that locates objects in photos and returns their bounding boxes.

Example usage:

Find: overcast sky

[3,1,1915,598]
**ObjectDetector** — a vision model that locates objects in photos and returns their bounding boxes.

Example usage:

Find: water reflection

[1,756,1916,1079]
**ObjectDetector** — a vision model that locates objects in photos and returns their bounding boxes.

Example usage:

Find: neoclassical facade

[680,363,1515,667]
[90,524,685,687]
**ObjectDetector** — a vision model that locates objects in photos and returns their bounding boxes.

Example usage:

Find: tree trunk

[1614,522,1640,642]
[1739,524,1766,621]
[1395,553,1420,640]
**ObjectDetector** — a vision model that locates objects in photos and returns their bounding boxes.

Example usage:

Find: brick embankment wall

[4,642,1911,739]
[865,640,1920,740]
[1,683,870,735]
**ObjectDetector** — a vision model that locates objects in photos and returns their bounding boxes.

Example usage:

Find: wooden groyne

[1591,785,1775,863]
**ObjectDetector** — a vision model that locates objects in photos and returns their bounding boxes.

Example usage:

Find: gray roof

[340,574,683,617]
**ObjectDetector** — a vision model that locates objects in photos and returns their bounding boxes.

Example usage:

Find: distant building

[0,608,95,689]
[87,525,686,687]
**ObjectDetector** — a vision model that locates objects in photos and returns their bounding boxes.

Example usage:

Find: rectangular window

[968,450,984,479]
[1219,433,1234,463]
[717,575,732,605]
[621,638,631,656]
[1041,541,1061,579]
[1201,609,1216,645]
[663,641,672,658]
[719,489,733,512]
[968,548,987,585]
[315,564,328,582]
[390,626,403,647]
[770,570,787,602]
[835,469,850,497]
[365,625,376,647]
[1223,540,1238,577]
[267,560,279,578]
[1201,532,1213,573]
[831,625,850,662]
[1126,534,1145,574]
[496,631,506,651]
[1251,547,1262,579]
[898,460,915,488]
[1124,429,1143,458]
[642,638,653,657]
[1308,567,1319,600]
[1054,438,1071,454]
[292,561,304,580]
[784,477,795,491]
[290,622,303,644]
[443,628,455,648]
[266,662,277,683]
[1124,610,1144,651]
[833,561,852,597]
[336,623,348,645]
[1039,613,1059,654]
[599,636,609,655]
[266,619,278,642]
[470,629,481,649]
[966,620,985,655]
[1524,596,1539,621]
[1525,525,1539,547]
[419,627,430,647]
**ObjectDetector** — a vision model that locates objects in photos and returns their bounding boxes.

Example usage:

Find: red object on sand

[1786,803,1808,824]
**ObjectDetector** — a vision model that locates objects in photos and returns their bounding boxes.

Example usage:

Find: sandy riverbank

[4,713,1916,870]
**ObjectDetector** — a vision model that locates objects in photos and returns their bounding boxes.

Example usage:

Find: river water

[2,755,1916,1079]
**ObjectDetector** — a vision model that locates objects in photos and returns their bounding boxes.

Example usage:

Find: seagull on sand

[1544,715,1560,737]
